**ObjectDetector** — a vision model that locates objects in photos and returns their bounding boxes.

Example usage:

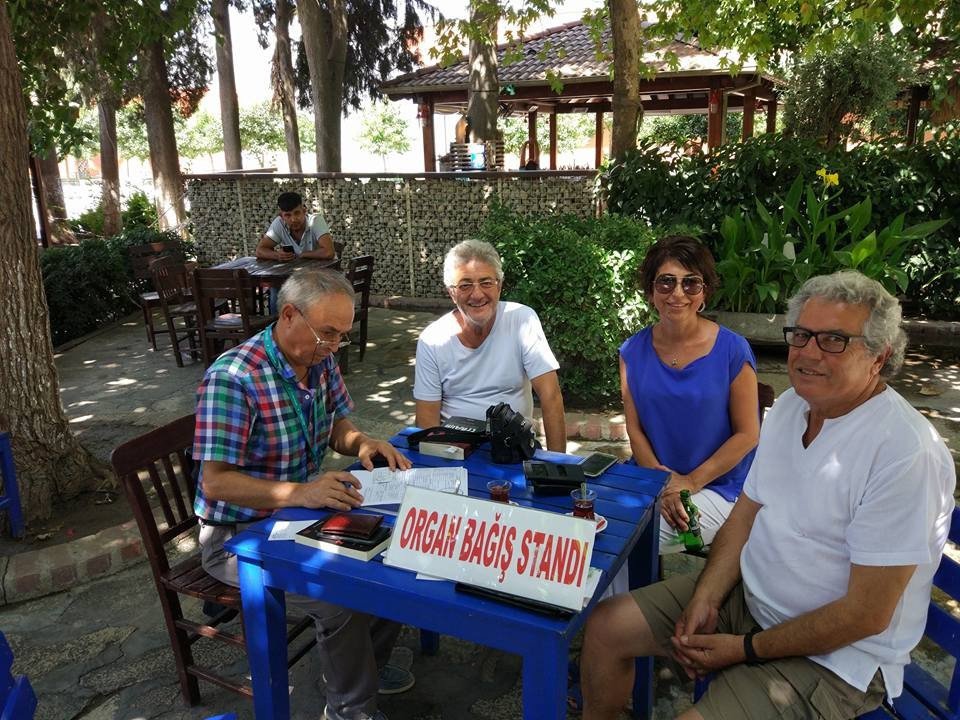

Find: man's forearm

[692,496,757,606]
[541,398,566,452]
[203,462,303,510]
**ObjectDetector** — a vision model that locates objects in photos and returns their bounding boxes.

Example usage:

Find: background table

[211,256,339,287]
[227,429,667,719]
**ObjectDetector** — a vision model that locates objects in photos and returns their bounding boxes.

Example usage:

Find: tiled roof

[383,20,757,94]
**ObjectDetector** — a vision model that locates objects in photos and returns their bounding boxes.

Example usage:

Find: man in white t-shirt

[413,239,567,451]
[256,191,335,262]
[580,270,956,720]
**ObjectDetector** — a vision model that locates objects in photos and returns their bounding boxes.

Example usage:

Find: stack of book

[417,441,474,460]
[295,512,391,561]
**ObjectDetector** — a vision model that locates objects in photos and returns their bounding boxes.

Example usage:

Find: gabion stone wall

[186,173,596,298]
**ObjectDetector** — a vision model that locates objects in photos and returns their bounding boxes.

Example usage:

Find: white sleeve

[311,214,330,237]
[264,216,283,243]
[518,307,559,379]
[413,338,443,402]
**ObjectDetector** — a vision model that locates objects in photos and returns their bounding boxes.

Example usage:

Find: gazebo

[382,20,781,171]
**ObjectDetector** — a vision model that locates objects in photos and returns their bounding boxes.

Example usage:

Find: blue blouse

[619,325,757,502]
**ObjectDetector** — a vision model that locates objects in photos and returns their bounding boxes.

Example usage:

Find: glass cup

[486,480,511,503]
[570,487,597,520]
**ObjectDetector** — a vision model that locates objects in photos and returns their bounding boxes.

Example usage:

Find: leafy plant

[478,204,657,407]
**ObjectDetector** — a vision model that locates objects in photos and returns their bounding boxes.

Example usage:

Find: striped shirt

[193,325,353,523]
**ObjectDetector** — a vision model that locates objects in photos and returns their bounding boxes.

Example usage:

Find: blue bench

[1,631,37,720]
[694,506,960,720]
[0,432,25,539]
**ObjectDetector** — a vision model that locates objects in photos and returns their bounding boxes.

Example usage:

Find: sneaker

[323,706,387,720]
[378,663,415,695]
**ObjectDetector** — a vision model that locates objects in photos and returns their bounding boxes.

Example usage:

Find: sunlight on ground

[68,400,98,408]
[69,415,94,424]
[106,378,137,387]
[83,359,96,365]
[133,407,147,413]
[378,376,409,388]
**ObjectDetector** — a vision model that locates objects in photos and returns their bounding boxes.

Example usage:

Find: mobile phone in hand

[279,244,295,254]
[579,452,619,478]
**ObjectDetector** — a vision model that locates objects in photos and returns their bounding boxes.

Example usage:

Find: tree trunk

[38,146,75,245]
[99,98,122,236]
[609,0,643,160]
[0,4,104,524]
[298,0,347,171]
[466,2,499,146]
[140,40,186,231]
[212,0,242,170]
[273,0,301,173]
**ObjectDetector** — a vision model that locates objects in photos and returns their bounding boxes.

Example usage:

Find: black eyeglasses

[654,274,705,295]
[783,326,865,354]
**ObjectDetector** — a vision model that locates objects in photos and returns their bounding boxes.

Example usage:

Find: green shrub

[41,238,136,346]
[66,190,160,238]
[478,205,657,407]
[600,132,960,319]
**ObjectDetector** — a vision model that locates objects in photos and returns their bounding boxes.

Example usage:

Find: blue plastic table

[226,429,667,719]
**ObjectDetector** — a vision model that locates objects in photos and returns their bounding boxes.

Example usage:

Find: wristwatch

[743,628,765,666]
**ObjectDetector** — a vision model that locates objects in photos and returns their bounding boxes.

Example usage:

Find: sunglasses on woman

[654,274,705,296]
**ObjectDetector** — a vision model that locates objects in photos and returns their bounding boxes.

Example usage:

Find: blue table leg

[238,559,290,720]
[524,637,567,720]
[419,629,440,656]
[0,433,25,539]
[630,502,661,720]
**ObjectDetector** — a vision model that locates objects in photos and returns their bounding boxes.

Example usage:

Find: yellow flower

[816,168,839,187]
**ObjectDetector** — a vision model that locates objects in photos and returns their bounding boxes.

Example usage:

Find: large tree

[254,0,303,171]
[212,0,243,169]
[294,0,434,171]
[0,2,105,523]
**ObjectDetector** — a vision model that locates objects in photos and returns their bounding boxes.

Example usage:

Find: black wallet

[523,460,585,495]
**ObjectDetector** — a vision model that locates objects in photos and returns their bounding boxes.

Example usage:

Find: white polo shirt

[740,387,955,698]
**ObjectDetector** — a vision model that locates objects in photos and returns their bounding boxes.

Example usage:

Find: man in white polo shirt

[413,239,566,451]
[580,270,956,720]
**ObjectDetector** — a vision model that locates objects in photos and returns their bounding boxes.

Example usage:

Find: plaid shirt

[193,326,353,523]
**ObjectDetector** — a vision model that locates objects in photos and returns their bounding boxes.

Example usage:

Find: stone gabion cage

[186,173,596,298]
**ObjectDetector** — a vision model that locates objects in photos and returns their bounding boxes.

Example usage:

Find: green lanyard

[264,327,325,474]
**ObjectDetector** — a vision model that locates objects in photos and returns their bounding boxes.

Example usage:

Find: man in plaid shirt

[194,268,413,720]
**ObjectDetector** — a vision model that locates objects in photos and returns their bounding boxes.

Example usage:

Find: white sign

[384,486,596,611]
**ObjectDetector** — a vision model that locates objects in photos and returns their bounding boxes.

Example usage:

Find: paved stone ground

[1,307,958,719]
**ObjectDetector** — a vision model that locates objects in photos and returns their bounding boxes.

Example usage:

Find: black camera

[486,402,539,464]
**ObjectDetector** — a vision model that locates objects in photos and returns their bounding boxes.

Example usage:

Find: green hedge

[478,205,658,407]
[599,132,960,318]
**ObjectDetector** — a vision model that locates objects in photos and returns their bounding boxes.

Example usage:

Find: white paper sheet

[269,519,314,541]
[354,467,468,507]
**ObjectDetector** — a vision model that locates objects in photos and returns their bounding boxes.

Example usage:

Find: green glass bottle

[679,489,704,551]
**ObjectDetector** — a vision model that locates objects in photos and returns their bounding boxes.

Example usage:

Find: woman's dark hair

[639,235,719,300]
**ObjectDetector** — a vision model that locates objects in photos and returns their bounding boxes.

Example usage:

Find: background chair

[0,432,25,538]
[110,415,313,705]
[127,240,185,351]
[332,240,346,271]
[336,254,374,374]
[151,257,201,368]
[193,268,275,368]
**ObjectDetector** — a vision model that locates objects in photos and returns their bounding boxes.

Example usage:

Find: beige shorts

[631,573,885,720]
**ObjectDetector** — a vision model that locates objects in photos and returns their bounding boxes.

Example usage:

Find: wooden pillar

[707,88,725,151]
[527,109,538,165]
[549,112,558,170]
[595,111,604,168]
[766,99,778,133]
[418,98,436,172]
[741,88,756,141]
[906,87,922,146]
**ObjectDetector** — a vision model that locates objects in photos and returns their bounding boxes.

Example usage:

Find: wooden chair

[337,254,374,375]
[151,257,201,368]
[332,240,346,271]
[110,415,314,706]
[0,432,25,539]
[128,240,185,351]
[2,629,37,720]
[193,268,275,368]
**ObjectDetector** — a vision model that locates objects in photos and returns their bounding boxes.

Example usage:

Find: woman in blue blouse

[621,236,760,552]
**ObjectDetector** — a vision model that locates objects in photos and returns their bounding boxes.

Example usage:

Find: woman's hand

[659,470,698,530]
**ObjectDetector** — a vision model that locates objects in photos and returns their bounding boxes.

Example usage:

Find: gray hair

[277,268,354,311]
[785,270,906,378]
[442,240,504,287]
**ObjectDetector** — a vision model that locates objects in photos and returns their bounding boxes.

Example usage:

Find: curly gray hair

[277,268,354,311]
[785,271,906,378]
[443,239,504,287]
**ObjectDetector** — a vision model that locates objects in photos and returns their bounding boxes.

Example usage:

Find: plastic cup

[486,480,511,503]
[570,487,597,520]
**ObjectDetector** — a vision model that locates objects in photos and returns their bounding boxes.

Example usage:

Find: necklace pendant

[671,358,679,367]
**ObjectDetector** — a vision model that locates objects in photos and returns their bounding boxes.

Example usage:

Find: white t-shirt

[264,213,330,255]
[740,387,955,699]
[413,301,560,421]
